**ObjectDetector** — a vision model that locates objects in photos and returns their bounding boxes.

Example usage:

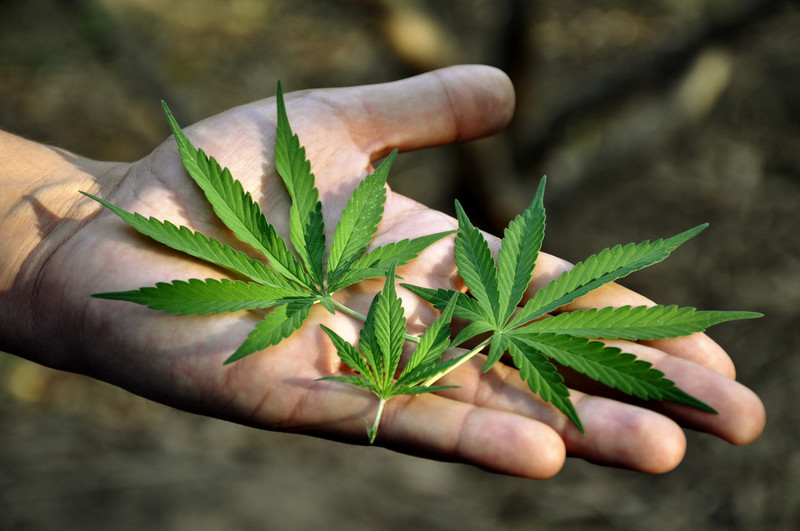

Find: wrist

[0,130,128,361]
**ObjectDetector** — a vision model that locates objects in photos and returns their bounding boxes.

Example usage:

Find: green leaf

[453,201,500,324]
[401,285,486,323]
[497,177,546,324]
[81,192,305,291]
[330,231,454,292]
[395,352,470,389]
[511,305,763,340]
[513,333,716,413]
[274,82,326,288]
[320,324,375,383]
[507,340,582,433]
[391,383,459,396]
[397,293,458,379]
[93,278,301,315]
[358,291,383,380]
[318,294,336,314]
[484,331,509,371]
[508,225,708,328]
[161,102,312,289]
[224,299,314,364]
[328,268,389,293]
[372,267,406,389]
[327,151,395,284]
[449,319,495,350]
[320,273,468,443]
[318,375,380,394]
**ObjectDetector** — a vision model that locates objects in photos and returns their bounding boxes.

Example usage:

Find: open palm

[32,66,764,478]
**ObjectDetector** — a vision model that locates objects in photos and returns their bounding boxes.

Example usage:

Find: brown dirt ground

[1,1,798,529]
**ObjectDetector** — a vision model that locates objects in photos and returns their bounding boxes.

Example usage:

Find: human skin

[0,65,765,479]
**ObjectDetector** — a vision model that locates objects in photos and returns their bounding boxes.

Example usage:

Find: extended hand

[2,65,765,478]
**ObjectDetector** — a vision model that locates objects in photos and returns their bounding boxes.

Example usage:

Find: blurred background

[1,0,798,529]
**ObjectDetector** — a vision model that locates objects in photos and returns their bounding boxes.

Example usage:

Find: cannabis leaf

[404,177,761,433]
[83,81,451,365]
[320,266,466,443]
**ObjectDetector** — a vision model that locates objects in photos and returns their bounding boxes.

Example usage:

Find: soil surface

[1,1,798,529]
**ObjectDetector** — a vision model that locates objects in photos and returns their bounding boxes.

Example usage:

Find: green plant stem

[331,299,365,321]
[422,337,492,387]
[331,299,420,344]
[367,397,387,443]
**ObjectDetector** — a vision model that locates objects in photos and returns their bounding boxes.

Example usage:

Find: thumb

[320,65,516,160]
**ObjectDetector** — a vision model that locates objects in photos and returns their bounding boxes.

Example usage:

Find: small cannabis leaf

[82,82,451,364]
[404,177,762,433]
[320,266,466,443]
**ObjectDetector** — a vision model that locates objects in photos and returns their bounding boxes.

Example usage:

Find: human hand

[5,65,765,478]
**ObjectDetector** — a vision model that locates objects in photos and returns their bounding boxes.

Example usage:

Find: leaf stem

[367,397,387,444]
[331,299,420,343]
[331,299,365,320]
[422,337,492,387]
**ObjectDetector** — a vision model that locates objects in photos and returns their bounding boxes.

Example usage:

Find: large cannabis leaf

[403,177,761,433]
[82,82,451,364]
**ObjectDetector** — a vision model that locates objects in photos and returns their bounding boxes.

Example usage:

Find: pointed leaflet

[400,285,495,348]
[273,82,326,288]
[391,382,459,395]
[327,151,395,284]
[372,267,406,389]
[82,193,305,292]
[397,293,458,379]
[94,278,303,315]
[401,284,487,323]
[330,231,454,292]
[513,333,716,413]
[453,201,500,324]
[319,325,376,384]
[507,340,582,433]
[358,290,383,381]
[485,331,510,370]
[161,102,311,288]
[319,375,380,394]
[318,294,336,314]
[395,351,469,391]
[449,320,495,350]
[512,305,763,341]
[508,225,709,329]
[224,299,314,364]
[497,177,546,324]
